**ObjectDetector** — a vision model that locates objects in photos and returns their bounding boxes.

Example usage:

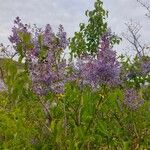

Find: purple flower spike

[57,24,68,49]
[9,17,68,95]
[124,88,144,110]
[141,60,150,75]
[78,31,121,89]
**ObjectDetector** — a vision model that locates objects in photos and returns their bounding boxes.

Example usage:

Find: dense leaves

[69,0,121,58]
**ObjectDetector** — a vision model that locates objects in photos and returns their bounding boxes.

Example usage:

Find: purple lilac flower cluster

[28,24,68,95]
[124,88,144,110]
[27,52,67,95]
[9,17,68,95]
[78,31,121,88]
[8,17,30,45]
[141,60,150,75]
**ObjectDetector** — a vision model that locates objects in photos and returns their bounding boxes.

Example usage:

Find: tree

[122,20,146,58]
[69,0,120,58]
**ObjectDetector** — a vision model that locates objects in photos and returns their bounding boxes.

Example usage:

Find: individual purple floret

[124,88,144,110]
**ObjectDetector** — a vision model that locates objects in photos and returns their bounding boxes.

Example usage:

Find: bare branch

[137,0,150,18]
[0,43,18,59]
[122,20,146,58]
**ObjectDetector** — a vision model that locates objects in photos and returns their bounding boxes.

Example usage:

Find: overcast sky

[0,0,150,55]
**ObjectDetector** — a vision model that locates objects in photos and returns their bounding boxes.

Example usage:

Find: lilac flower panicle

[57,24,68,49]
[28,54,67,95]
[43,24,55,47]
[77,31,121,89]
[9,17,29,45]
[124,89,144,110]
[27,28,67,95]
[141,60,150,75]
[9,17,68,95]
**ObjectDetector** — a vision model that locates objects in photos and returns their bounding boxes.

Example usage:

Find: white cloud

[0,0,149,54]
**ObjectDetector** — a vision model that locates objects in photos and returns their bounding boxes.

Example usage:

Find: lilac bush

[9,17,68,95]
[1,3,150,148]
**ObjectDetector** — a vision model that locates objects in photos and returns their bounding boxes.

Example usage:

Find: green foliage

[1,63,150,149]
[69,0,108,58]
[69,0,121,58]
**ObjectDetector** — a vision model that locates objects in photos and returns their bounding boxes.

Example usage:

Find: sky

[0,0,150,55]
